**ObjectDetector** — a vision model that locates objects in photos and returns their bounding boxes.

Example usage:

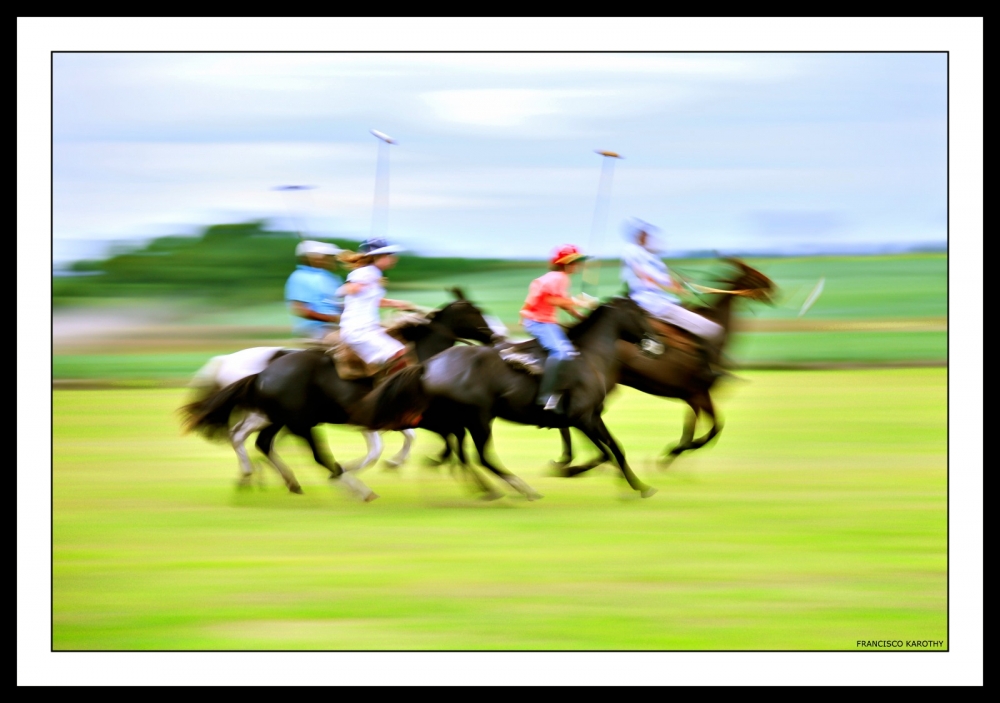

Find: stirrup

[543,393,564,413]
[374,357,409,385]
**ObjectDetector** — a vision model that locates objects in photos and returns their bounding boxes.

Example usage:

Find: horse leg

[230,413,261,488]
[580,415,656,498]
[662,394,723,467]
[385,429,416,468]
[453,426,470,466]
[455,433,501,500]
[551,427,574,469]
[467,416,541,501]
[661,404,698,469]
[254,423,302,494]
[448,426,501,500]
[686,393,723,450]
[294,425,378,503]
[425,431,452,467]
[341,430,383,473]
[560,424,612,477]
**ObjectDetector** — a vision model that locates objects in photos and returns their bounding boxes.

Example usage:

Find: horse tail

[180,374,259,440]
[189,354,226,390]
[354,364,430,431]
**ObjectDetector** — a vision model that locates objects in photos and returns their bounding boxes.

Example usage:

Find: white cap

[296,240,343,257]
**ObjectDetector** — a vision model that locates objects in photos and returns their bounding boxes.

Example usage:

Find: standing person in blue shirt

[285,240,345,342]
[621,220,725,377]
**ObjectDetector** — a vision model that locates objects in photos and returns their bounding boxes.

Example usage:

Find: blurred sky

[52,52,947,266]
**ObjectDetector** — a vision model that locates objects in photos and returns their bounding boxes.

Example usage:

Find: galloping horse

[364,297,661,498]
[554,258,776,471]
[182,289,501,498]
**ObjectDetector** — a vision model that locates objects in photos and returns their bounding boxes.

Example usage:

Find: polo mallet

[273,184,316,240]
[582,150,623,299]
[370,129,396,241]
[798,277,825,316]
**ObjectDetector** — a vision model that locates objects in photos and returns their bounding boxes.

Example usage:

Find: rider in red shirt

[520,244,588,411]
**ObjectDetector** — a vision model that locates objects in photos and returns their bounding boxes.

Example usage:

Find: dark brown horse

[555,258,776,472]
[361,297,661,498]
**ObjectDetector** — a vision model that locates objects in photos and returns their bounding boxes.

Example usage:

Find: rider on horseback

[520,244,589,412]
[285,240,345,342]
[621,220,725,378]
[337,238,418,378]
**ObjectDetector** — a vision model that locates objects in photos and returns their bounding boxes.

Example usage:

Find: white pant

[632,291,724,342]
[341,325,405,365]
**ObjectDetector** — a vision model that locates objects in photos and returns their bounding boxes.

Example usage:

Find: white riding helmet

[625,218,663,252]
[296,240,343,257]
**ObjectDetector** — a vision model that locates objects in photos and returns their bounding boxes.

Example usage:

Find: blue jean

[522,319,578,361]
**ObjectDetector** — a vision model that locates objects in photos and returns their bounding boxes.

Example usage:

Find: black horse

[364,297,661,498]
[182,289,500,500]
[554,258,777,470]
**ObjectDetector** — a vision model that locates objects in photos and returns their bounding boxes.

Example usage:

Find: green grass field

[52,368,946,650]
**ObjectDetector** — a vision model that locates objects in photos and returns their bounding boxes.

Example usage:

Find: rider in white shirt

[337,238,417,375]
[621,220,725,376]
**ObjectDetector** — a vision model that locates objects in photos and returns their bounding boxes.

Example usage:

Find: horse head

[434,291,503,345]
[721,258,777,304]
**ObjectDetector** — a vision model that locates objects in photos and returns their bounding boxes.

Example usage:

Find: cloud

[422,89,578,127]
[749,210,847,238]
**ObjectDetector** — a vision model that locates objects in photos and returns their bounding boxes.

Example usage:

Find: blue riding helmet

[359,238,405,256]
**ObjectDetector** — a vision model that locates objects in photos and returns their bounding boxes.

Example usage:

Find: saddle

[647,319,701,356]
[496,338,548,375]
[318,330,411,381]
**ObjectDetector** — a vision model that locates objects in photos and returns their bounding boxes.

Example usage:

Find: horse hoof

[525,491,544,501]
[480,490,504,502]
[289,485,304,495]
[363,492,380,503]
[383,460,402,469]
[640,486,658,499]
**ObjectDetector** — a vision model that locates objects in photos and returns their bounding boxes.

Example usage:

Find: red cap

[551,244,587,266]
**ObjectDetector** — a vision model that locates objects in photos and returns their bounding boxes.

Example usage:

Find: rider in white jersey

[337,238,417,374]
[622,220,725,375]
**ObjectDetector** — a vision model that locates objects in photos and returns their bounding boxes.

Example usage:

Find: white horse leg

[333,471,379,502]
[341,431,384,473]
[385,429,416,468]
[265,449,302,494]
[326,431,381,502]
[231,412,270,487]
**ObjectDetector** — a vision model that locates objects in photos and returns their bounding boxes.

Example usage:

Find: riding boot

[697,341,725,382]
[536,357,564,411]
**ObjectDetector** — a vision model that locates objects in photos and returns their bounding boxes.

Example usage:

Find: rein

[687,283,765,297]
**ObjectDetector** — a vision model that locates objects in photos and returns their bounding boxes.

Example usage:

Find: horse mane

[383,287,476,335]
[383,310,435,334]
[566,301,613,341]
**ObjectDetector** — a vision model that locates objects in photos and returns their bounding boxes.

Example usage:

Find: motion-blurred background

[53,53,945,382]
